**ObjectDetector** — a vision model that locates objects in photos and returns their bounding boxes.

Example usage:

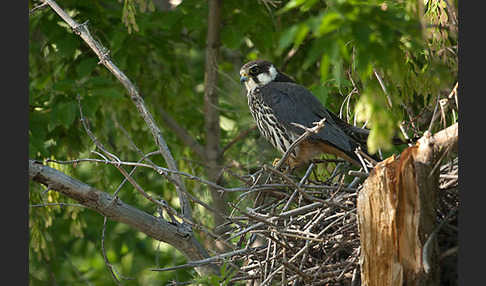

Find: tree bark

[29,160,219,276]
[357,123,457,285]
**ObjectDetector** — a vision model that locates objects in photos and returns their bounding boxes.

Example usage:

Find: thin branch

[46,158,227,192]
[30,203,86,208]
[428,94,441,132]
[78,102,183,222]
[29,2,48,15]
[275,118,327,170]
[150,247,262,272]
[101,217,124,285]
[222,126,257,154]
[373,68,393,109]
[42,0,192,220]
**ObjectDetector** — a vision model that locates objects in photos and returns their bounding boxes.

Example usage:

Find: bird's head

[239,60,280,91]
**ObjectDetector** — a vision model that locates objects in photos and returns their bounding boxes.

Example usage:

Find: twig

[282,163,315,212]
[222,126,257,154]
[29,2,48,15]
[150,247,262,272]
[77,102,185,222]
[30,203,86,208]
[423,208,457,273]
[347,170,368,178]
[354,149,369,173]
[373,68,393,109]
[101,217,123,285]
[275,118,327,170]
[428,94,441,133]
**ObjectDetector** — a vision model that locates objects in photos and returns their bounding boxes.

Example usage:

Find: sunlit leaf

[319,53,330,82]
[316,12,343,36]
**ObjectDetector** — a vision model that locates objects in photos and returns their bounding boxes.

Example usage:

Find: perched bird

[239,59,381,169]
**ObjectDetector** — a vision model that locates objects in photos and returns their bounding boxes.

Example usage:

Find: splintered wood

[357,124,458,286]
[357,151,438,286]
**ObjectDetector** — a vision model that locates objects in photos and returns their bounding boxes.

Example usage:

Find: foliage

[29,0,457,284]
[276,0,456,152]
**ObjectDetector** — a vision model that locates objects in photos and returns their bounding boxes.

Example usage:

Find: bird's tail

[330,112,414,147]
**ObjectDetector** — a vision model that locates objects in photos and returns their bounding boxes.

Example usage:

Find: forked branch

[29,160,218,275]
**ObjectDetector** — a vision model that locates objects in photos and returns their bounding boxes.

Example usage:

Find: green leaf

[76,58,98,78]
[293,24,310,49]
[81,94,103,118]
[277,0,308,14]
[56,36,80,58]
[300,0,319,11]
[319,53,330,82]
[303,37,329,69]
[29,112,49,157]
[310,85,328,106]
[278,25,299,54]
[50,101,78,129]
[332,58,343,88]
[53,79,76,92]
[221,26,243,50]
[337,38,351,61]
[92,88,124,99]
[316,12,343,36]
[85,76,113,88]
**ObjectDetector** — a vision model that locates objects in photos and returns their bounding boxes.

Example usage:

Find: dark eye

[249,66,260,75]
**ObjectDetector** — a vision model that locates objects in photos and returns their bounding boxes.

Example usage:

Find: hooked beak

[240,75,248,84]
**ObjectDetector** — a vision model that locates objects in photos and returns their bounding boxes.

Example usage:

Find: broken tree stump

[357,123,457,286]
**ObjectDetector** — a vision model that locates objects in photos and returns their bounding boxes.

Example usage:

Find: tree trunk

[204,0,228,251]
[357,123,457,286]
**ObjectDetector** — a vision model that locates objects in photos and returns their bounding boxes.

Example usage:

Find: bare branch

[373,68,393,109]
[421,122,458,155]
[101,217,128,285]
[42,0,192,220]
[29,2,48,15]
[150,247,261,272]
[29,160,218,276]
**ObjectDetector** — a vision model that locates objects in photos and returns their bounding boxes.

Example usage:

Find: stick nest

[215,156,458,286]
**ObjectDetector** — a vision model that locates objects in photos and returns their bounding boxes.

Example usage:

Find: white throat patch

[242,64,278,92]
[256,65,277,86]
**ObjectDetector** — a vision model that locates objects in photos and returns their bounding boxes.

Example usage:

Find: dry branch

[29,160,219,276]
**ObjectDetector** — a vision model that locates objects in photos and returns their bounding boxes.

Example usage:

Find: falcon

[239,59,380,168]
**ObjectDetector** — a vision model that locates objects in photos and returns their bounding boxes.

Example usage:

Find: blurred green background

[29,0,457,284]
